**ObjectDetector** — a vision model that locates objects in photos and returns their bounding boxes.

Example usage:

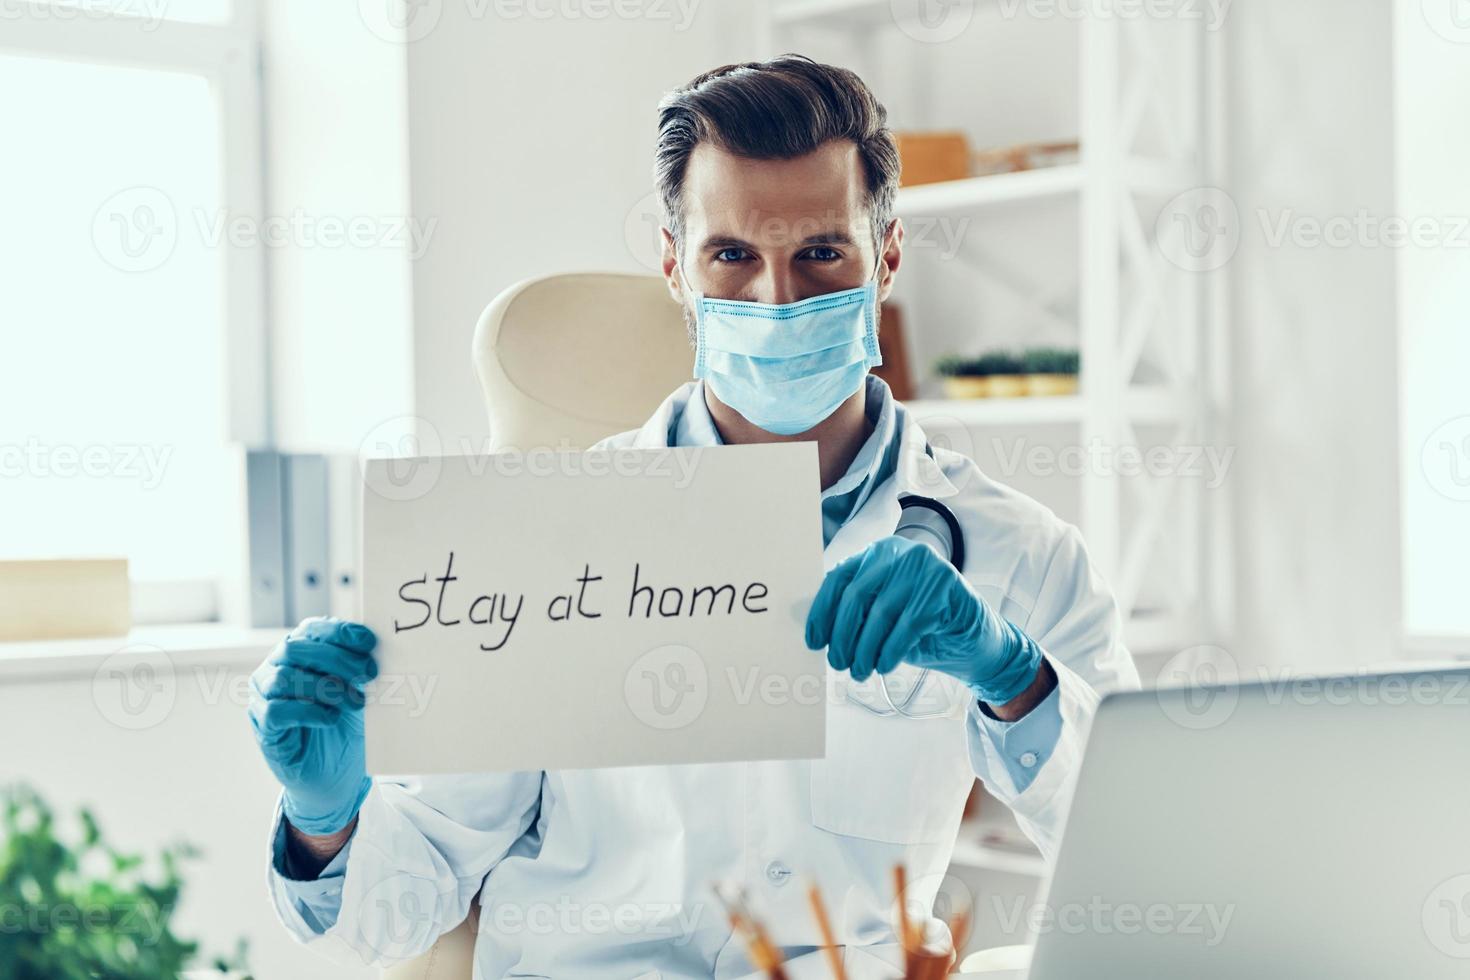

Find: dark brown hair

[654,54,899,257]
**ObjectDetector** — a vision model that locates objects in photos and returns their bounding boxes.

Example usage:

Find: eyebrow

[699,230,858,251]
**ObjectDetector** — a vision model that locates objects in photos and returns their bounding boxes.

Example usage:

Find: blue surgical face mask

[686,254,884,436]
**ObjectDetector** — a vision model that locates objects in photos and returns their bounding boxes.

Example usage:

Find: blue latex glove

[248,617,378,836]
[805,535,1042,705]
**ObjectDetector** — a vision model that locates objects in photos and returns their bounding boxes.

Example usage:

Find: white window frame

[2,2,269,624]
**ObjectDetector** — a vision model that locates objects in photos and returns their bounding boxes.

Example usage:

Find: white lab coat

[266,381,1139,978]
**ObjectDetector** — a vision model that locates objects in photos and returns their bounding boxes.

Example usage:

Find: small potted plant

[1021,346,1081,396]
[935,354,987,399]
[935,351,1026,399]
[0,784,251,979]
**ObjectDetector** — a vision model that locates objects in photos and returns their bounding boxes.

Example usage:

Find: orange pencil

[893,864,913,949]
[807,883,848,980]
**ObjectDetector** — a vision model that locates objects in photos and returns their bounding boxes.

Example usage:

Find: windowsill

[0,623,280,681]
[1403,634,1470,661]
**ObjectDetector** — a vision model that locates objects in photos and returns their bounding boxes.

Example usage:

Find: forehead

[680,139,868,245]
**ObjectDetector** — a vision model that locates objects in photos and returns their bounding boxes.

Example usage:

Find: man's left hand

[804,535,1043,708]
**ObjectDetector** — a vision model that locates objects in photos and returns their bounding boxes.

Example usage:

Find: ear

[661,227,685,304]
[875,218,904,303]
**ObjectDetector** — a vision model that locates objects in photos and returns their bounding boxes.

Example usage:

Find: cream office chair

[383,272,1020,978]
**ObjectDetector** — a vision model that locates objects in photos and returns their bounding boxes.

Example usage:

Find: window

[1,3,264,622]
[1395,4,1470,649]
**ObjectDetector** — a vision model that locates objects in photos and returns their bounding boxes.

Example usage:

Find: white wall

[1223,0,1402,671]
[402,5,762,453]
[260,0,416,454]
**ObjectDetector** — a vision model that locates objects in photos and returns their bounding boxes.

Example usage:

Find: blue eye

[804,246,841,261]
[714,247,748,263]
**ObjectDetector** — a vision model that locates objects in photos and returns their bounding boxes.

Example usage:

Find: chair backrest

[471,271,693,451]
[381,271,691,980]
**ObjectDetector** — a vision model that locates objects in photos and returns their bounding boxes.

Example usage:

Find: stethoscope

[844,491,967,718]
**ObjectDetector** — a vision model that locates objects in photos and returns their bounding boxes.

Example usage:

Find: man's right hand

[249,617,378,839]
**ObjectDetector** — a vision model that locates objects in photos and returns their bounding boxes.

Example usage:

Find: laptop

[1014,665,1470,979]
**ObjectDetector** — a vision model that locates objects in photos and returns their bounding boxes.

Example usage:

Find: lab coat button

[765,861,792,886]
[1019,751,1039,769]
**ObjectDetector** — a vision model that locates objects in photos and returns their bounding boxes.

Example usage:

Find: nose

[746,263,802,306]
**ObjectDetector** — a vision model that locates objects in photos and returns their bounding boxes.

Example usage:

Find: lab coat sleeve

[264,771,543,968]
[969,683,1064,792]
[963,524,1139,861]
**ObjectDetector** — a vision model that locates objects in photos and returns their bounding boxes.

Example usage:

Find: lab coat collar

[629,376,963,502]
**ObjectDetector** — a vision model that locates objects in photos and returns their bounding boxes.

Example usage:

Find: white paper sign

[361,443,825,774]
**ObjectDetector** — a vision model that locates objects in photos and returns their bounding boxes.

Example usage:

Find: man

[251,56,1138,978]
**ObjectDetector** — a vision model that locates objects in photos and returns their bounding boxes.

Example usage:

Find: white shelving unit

[760,0,1224,659]
[894,163,1084,213]
[761,0,1225,887]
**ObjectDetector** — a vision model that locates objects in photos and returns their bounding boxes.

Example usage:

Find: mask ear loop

[675,239,712,379]
[862,222,891,365]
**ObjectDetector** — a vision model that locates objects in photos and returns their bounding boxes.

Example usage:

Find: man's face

[662,139,902,316]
